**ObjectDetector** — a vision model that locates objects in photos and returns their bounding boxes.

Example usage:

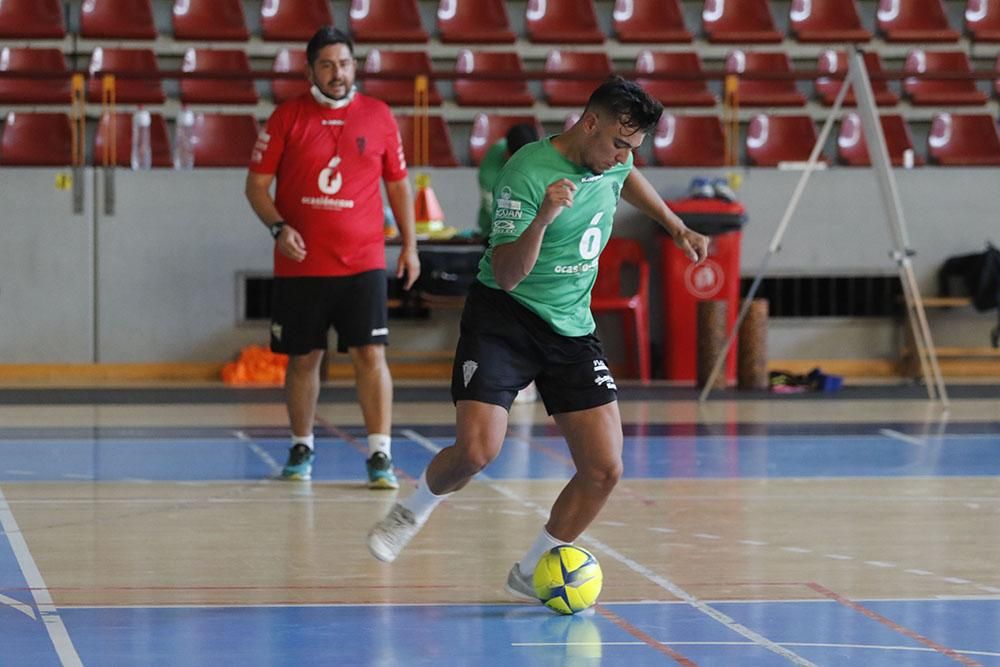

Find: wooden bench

[900,296,1000,376]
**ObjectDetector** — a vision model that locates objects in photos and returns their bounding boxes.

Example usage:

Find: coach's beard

[311,84,356,109]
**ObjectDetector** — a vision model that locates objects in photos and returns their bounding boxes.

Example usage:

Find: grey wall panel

[0,169,93,363]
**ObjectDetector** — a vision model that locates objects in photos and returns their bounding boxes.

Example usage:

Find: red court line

[595,605,697,666]
[806,582,982,667]
[314,416,416,482]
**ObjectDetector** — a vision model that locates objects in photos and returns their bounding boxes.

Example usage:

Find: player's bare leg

[349,344,398,488]
[281,350,324,480]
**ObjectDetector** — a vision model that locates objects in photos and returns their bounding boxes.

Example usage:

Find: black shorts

[270,270,388,355]
[451,281,618,416]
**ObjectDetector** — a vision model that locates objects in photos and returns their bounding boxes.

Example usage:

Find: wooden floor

[1,381,998,665]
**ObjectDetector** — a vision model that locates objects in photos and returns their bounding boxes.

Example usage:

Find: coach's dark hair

[584,76,663,134]
[506,123,539,156]
[306,26,354,64]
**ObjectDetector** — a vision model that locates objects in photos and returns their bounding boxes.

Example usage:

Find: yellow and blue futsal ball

[532,545,603,614]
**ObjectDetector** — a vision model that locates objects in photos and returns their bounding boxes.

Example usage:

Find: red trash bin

[662,197,746,383]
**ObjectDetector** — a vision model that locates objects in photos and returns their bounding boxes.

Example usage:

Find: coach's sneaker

[368,503,424,562]
[366,451,399,489]
[505,563,538,602]
[281,444,315,481]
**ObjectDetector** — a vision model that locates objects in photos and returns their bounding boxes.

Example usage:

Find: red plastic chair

[437,0,516,43]
[703,0,783,43]
[454,51,534,107]
[395,115,459,167]
[526,0,604,43]
[180,49,258,105]
[636,51,717,107]
[80,0,157,40]
[350,0,427,42]
[726,51,807,107]
[0,0,65,38]
[790,0,871,42]
[592,238,651,381]
[172,0,249,41]
[746,114,822,166]
[653,114,727,166]
[87,48,165,104]
[260,0,334,41]
[613,0,692,42]
[876,0,960,41]
[363,50,441,106]
[93,111,172,167]
[927,112,1000,165]
[272,49,310,104]
[544,50,613,107]
[966,0,1000,41]
[815,50,899,106]
[469,113,545,165]
[837,113,923,166]
[188,114,259,167]
[904,50,987,106]
[0,48,71,105]
[0,112,73,166]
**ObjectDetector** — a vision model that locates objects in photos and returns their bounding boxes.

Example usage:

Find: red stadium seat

[363,50,441,106]
[0,48,71,105]
[93,111,172,168]
[996,54,1000,97]
[80,0,157,40]
[469,113,545,165]
[927,112,1000,165]
[636,51,716,107]
[837,113,923,166]
[0,112,72,166]
[0,0,65,38]
[172,0,249,41]
[87,48,165,105]
[350,0,427,42]
[966,0,1000,41]
[726,51,807,107]
[437,0,516,43]
[395,115,459,167]
[526,0,604,43]
[746,114,821,166]
[904,50,987,106]
[272,49,310,104]
[815,50,899,106]
[260,0,334,42]
[180,49,258,105]
[789,0,871,42]
[703,0,783,43]
[188,113,259,167]
[653,114,727,166]
[876,0,960,42]
[591,238,651,381]
[454,51,534,107]
[544,50,613,107]
[613,0,692,43]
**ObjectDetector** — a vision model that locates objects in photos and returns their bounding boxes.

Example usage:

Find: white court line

[0,485,83,667]
[512,640,1000,658]
[233,430,282,476]
[0,592,36,619]
[878,429,927,447]
[400,428,818,667]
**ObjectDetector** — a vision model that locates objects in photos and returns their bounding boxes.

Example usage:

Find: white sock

[518,527,565,577]
[400,470,448,522]
[368,433,391,458]
[292,434,315,451]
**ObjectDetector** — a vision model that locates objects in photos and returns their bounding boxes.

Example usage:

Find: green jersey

[478,137,632,337]
[477,139,508,239]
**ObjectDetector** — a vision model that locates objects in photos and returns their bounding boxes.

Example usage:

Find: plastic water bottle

[174,106,196,170]
[130,106,152,171]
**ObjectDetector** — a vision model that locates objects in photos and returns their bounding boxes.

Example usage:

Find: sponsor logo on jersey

[492,220,517,235]
[594,374,617,391]
[356,136,366,155]
[581,173,604,183]
[371,327,388,337]
[554,259,598,274]
[592,360,608,372]
[321,119,345,126]
[301,196,355,209]
[496,186,521,211]
[318,155,343,195]
[462,360,478,387]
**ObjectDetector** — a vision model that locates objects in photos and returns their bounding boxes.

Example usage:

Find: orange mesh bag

[221,345,288,386]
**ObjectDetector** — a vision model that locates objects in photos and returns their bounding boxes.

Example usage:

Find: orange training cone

[413,173,456,239]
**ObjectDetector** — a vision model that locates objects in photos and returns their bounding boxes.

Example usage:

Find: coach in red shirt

[246,26,419,487]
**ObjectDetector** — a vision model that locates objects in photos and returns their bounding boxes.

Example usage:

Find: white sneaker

[505,563,537,602]
[367,503,424,562]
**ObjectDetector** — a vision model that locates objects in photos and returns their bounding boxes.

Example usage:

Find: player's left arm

[622,168,708,263]
[385,177,420,290]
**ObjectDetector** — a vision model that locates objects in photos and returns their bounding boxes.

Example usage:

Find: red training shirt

[250,90,407,277]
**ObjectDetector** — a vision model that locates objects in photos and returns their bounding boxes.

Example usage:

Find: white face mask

[311,84,356,109]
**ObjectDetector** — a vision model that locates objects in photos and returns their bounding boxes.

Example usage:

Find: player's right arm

[492,178,576,292]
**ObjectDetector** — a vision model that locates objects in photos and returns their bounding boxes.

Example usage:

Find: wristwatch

[269,221,286,239]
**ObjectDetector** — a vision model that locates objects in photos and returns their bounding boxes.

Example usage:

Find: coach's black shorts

[451,281,618,416]
[270,270,388,355]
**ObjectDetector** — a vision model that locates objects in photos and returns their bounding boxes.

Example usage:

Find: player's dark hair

[584,76,663,134]
[505,124,540,156]
[306,26,354,64]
